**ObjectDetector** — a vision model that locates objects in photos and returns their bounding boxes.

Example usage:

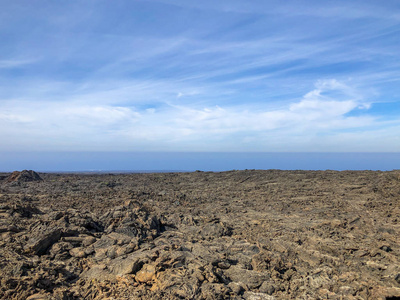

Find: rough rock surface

[6,170,43,183]
[0,170,399,299]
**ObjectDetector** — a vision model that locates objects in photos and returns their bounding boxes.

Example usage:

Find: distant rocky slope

[6,170,43,183]
[0,170,399,299]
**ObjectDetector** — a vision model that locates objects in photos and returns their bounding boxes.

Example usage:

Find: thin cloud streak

[0,59,37,69]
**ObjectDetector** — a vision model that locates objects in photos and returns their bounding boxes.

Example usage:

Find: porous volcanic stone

[6,170,43,183]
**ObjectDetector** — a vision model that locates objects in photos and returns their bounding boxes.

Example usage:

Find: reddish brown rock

[6,170,43,183]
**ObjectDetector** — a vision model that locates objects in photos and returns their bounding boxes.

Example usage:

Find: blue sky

[1,0,400,153]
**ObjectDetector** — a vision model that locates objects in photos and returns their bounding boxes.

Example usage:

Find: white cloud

[0,79,398,151]
[0,112,33,123]
[168,80,371,135]
[0,59,36,69]
[62,105,140,125]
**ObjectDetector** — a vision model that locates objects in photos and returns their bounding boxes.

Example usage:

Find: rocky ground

[0,169,400,300]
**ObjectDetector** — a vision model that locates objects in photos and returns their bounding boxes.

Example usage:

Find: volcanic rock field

[0,169,400,299]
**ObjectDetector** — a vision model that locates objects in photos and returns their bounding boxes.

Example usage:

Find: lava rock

[6,170,43,183]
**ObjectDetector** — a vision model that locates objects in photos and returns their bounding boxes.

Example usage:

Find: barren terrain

[0,170,400,299]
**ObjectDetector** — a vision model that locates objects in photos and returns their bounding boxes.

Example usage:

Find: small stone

[228,282,245,295]
[259,281,275,295]
[111,253,147,276]
[48,211,63,220]
[107,246,117,259]
[380,245,392,252]
[82,236,97,247]
[395,273,400,284]
[217,261,231,269]
[50,242,73,259]
[26,294,49,300]
[243,291,276,300]
[84,246,95,255]
[224,265,269,289]
[193,270,205,282]
[136,264,156,283]
[0,225,19,233]
[339,286,354,295]
[69,247,87,258]
[62,236,85,245]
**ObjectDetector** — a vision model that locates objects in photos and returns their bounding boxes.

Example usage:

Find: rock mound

[6,170,43,183]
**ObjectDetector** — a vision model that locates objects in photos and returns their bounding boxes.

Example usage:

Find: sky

[1,0,400,156]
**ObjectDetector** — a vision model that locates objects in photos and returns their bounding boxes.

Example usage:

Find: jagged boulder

[6,170,43,183]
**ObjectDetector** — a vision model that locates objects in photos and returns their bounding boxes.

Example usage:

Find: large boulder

[24,225,62,255]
